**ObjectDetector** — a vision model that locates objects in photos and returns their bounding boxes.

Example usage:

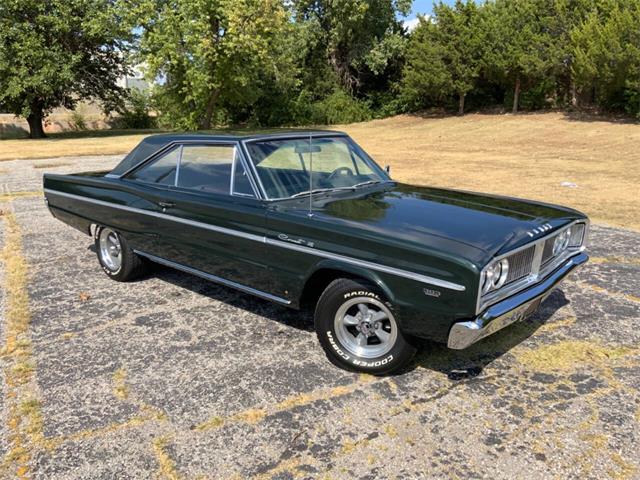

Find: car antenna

[308,132,314,218]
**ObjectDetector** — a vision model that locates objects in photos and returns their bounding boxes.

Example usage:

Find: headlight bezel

[481,258,510,295]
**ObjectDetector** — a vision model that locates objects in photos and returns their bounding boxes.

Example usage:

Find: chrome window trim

[476,219,589,314]
[174,144,184,186]
[230,147,259,199]
[239,133,390,201]
[44,188,466,292]
[121,140,260,200]
[133,250,291,305]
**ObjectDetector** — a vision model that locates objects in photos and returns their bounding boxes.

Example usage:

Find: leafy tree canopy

[0,0,132,137]
[132,0,294,130]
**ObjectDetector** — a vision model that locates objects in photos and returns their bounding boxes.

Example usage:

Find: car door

[128,141,273,291]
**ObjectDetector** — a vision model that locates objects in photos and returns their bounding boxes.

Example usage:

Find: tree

[292,0,411,95]
[399,17,456,110]
[482,0,554,113]
[546,0,595,107]
[398,1,482,115]
[432,1,483,114]
[571,0,640,115]
[0,0,132,138]
[134,0,293,130]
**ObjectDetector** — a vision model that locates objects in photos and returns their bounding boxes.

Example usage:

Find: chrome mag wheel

[334,297,398,358]
[98,228,122,272]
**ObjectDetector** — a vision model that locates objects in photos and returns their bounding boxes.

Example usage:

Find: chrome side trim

[264,237,466,291]
[44,189,265,243]
[133,250,291,305]
[44,188,466,291]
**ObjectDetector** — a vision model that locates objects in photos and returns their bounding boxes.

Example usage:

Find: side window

[129,147,179,185]
[232,159,256,197]
[177,145,234,194]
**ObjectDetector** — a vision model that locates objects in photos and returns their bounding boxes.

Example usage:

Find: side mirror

[385,165,391,175]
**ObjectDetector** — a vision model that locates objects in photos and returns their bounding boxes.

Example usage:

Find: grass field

[1,112,638,230]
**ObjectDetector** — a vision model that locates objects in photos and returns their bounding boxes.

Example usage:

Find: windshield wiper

[352,180,383,189]
[290,181,386,199]
[290,188,333,198]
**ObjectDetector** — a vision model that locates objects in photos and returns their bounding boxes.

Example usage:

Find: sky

[402,0,458,30]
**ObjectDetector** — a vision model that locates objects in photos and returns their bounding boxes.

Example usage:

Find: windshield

[244,136,389,199]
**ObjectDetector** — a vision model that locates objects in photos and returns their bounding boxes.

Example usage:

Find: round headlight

[482,258,509,294]
[553,229,571,255]
[494,258,509,289]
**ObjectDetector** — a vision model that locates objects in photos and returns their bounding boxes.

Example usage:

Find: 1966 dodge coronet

[43,132,589,374]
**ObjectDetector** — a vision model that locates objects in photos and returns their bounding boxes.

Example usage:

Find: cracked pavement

[0,155,639,479]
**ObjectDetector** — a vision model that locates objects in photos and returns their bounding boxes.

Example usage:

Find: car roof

[109,130,347,176]
[141,129,346,142]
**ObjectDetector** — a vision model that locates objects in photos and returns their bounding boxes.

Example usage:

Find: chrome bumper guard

[447,252,588,350]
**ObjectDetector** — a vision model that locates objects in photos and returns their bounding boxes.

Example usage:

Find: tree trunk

[458,92,466,116]
[570,78,578,107]
[512,75,521,114]
[27,107,46,139]
[199,91,219,130]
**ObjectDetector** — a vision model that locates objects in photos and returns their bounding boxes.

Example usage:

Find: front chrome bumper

[447,252,588,350]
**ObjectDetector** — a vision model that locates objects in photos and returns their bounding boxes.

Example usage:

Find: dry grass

[112,368,129,401]
[151,437,181,480]
[1,112,638,229]
[0,208,43,478]
[0,132,153,161]
[342,112,640,231]
[514,340,635,373]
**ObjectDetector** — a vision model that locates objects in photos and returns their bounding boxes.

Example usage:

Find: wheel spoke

[357,303,369,316]
[343,314,359,326]
[371,310,388,322]
[375,328,390,343]
[355,333,367,347]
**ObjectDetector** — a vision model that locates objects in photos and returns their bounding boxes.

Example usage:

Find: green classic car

[43,132,589,374]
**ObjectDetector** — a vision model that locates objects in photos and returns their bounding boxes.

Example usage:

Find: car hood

[307,183,585,262]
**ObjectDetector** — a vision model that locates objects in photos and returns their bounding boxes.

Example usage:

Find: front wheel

[315,279,416,374]
[95,226,146,281]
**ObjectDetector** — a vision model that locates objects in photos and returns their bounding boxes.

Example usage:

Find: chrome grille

[505,245,535,284]
[477,220,589,316]
[541,235,556,265]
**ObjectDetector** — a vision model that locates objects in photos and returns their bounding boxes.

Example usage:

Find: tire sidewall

[95,227,124,279]
[316,281,414,374]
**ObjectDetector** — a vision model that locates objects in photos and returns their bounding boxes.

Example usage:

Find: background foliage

[1,0,639,137]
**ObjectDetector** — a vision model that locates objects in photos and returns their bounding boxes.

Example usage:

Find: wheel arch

[298,259,395,310]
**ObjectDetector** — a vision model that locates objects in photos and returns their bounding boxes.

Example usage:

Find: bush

[69,109,87,131]
[116,89,157,129]
[309,90,373,125]
[624,89,640,118]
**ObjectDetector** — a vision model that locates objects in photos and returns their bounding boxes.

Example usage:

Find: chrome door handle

[158,201,175,209]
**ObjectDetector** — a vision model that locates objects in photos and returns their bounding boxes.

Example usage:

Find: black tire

[95,226,146,282]
[315,278,416,375]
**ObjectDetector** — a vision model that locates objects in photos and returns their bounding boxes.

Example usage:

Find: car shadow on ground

[409,289,570,380]
[105,246,571,380]
[150,263,315,332]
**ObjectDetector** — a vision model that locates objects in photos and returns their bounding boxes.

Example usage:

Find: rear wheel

[315,278,416,374]
[95,227,146,281]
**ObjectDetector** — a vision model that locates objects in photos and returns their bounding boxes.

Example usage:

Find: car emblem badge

[423,288,441,298]
[526,223,552,238]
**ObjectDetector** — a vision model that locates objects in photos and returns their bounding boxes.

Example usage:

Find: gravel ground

[0,156,639,479]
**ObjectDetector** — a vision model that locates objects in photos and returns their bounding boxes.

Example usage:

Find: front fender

[304,258,397,304]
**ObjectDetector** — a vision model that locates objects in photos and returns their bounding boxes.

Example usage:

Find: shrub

[69,109,87,131]
[310,90,373,125]
[116,89,157,129]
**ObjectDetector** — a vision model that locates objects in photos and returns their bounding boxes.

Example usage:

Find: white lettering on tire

[326,331,350,360]
[327,331,394,368]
